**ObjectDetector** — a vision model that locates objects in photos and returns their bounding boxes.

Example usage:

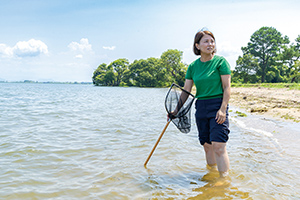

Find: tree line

[93,26,300,87]
[92,49,186,87]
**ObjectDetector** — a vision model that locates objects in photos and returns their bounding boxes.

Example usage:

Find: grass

[229,110,248,117]
[281,113,300,123]
[231,83,300,90]
[235,111,247,117]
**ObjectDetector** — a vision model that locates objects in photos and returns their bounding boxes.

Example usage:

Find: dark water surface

[0,83,299,199]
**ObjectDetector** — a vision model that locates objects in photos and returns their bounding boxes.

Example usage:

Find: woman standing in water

[183,30,231,177]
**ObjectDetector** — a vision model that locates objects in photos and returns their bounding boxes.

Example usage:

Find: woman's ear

[195,43,200,50]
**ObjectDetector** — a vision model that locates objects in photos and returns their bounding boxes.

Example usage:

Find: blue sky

[0,0,299,82]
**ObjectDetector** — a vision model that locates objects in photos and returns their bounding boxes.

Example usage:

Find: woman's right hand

[167,114,171,121]
[167,110,177,121]
[167,113,173,121]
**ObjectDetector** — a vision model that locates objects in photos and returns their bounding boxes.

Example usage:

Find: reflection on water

[190,170,248,200]
[0,83,299,199]
[146,165,250,200]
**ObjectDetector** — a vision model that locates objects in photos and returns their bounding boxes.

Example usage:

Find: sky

[0,0,299,82]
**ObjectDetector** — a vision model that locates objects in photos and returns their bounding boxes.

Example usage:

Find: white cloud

[217,41,241,57]
[13,39,48,57]
[75,54,83,59]
[68,38,92,52]
[103,46,116,50]
[0,44,13,57]
[0,39,48,57]
[217,41,242,69]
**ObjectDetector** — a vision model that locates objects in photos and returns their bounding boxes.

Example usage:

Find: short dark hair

[193,30,216,55]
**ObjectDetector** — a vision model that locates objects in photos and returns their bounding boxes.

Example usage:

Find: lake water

[0,83,299,199]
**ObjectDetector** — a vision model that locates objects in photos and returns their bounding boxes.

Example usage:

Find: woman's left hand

[215,109,226,124]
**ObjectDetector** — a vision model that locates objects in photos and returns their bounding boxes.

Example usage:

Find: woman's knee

[212,142,226,157]
[203,143,213,154]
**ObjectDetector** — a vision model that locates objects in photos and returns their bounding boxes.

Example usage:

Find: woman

[184,30,231,177]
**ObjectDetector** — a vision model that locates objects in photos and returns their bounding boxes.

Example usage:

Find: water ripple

[0,83,299,199]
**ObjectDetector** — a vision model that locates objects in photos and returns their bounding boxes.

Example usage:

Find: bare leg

[212,142,230,177]
[203,143,217,167]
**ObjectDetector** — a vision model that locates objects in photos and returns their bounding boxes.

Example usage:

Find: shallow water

[0,83,299,199]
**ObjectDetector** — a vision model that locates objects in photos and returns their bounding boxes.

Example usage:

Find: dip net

[165,83,195,133]
[144,83,195,167]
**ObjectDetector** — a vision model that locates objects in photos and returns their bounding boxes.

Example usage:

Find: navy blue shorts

[195,98,230,145]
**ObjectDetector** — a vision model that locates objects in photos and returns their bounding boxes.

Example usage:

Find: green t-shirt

[185,55,231,100]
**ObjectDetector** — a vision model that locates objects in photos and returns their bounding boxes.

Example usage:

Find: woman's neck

[200,54,214,62]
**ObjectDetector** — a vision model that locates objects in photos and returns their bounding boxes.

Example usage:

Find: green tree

[295,35,300,60]
[290,35,300,82]
[108,58,129,86]
[160,49,186,86]
[234,54,259,83]
[291,60,300,83]
[241,27,289,83]
[92,63,117,86]
[92,63,106,86]
[274,35,300,82]
[92,63,113,86]
[128,57,165,87]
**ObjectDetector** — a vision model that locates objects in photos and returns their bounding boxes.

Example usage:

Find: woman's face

[196,34,215,55]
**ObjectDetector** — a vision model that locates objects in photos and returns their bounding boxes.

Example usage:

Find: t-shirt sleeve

[219,57,231,75]
[185,64,193,80]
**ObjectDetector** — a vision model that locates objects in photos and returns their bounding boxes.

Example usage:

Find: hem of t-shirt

[220,72,231,75]
[196,94,223,100]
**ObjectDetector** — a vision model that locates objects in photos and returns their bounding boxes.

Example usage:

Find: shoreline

[230,87,300,122]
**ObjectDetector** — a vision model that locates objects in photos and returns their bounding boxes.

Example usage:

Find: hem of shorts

[200,140,228,145]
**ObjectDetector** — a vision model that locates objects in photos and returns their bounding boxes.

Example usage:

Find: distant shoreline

[0,81,93,85]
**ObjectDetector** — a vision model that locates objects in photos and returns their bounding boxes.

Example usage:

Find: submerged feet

[201,164,231,187]
[206,164,229,178]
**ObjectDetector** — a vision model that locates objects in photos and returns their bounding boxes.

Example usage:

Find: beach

[230,87,300,122]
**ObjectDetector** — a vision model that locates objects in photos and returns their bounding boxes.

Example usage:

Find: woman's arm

[183,79,194,93]
[183,79,194,92]
[168,79,194,120]
[173,79,194,114]
[177,79,194,112]
[216,75,231,124]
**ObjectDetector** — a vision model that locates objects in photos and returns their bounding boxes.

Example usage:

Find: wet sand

[230,87,300,122]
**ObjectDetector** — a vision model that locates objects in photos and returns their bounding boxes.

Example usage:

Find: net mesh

[165,83,195,133]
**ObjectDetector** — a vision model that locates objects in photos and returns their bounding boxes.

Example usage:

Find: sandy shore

[230,87,300,122]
